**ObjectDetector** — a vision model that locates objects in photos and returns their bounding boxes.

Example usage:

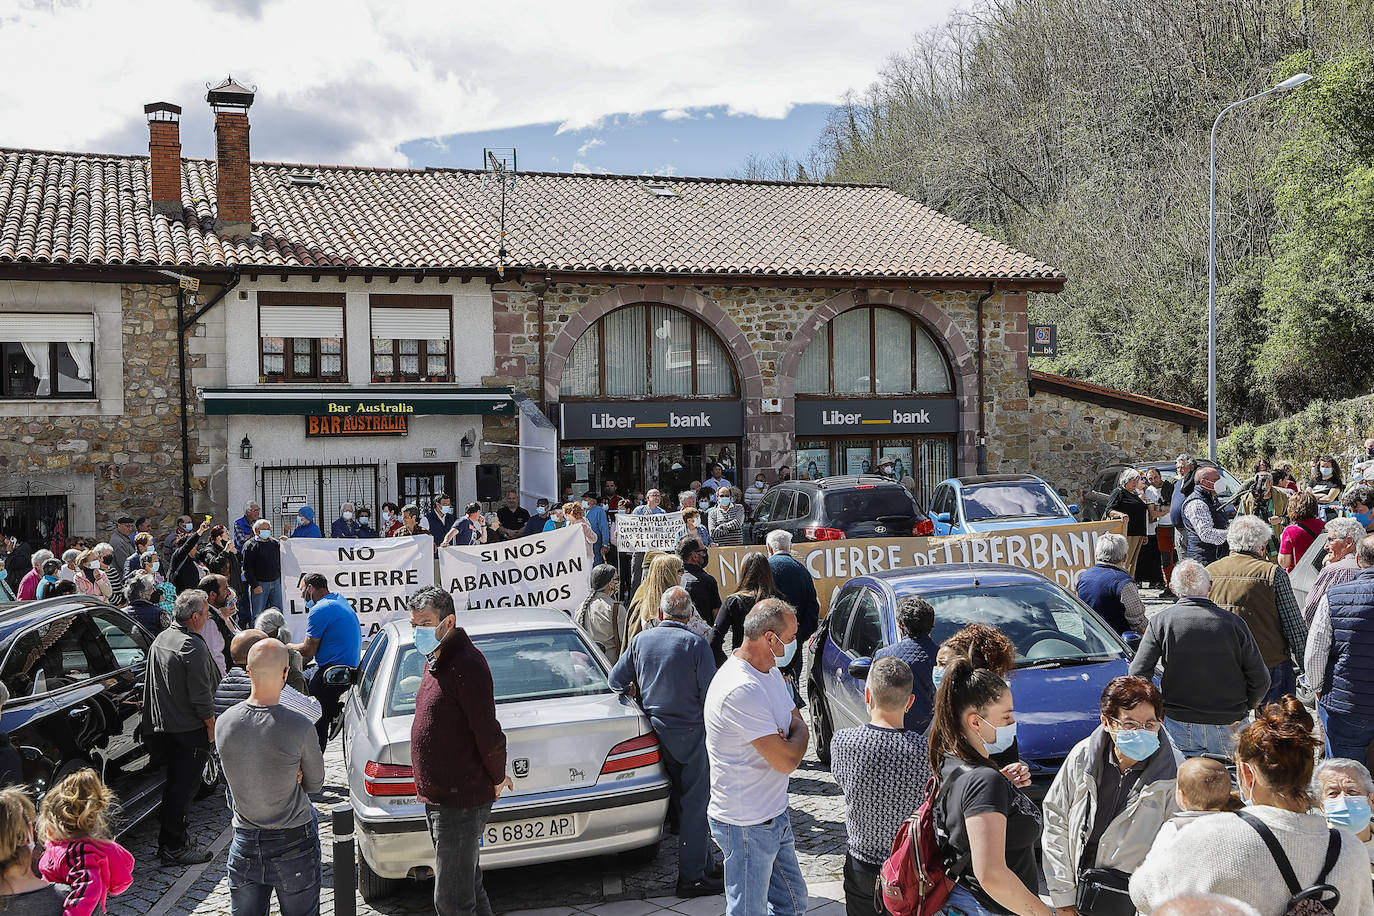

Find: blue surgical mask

[537,506,547,515]
[719,497,733,508]
[304,599,315,611]
[932,666,944,688]
[413,626,440,656]
[1356,510,1373,529]
[1321,466,1334,477]
[1324,795,1373,832]
[441,506,453,515]
[978,716,1017,755]
[582,500,592,510]
[257,530,271,540]
[770,632,797,668]
[1110,727,1160,761]
[151,561,160,573]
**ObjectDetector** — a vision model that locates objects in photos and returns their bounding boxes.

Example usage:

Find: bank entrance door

[559,440,740,505]
[560,444,643,502]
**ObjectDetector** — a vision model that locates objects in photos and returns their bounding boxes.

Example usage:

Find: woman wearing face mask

[543,503,569,532]
[930,657,1051,916]
[1040,677,1179,916]
[1278,490,1325,573]
[379,502,403,538]
[72,548,112,600]
[138,551,177,617]
[1310,455,1345,505]
[290,506,323,538]
[935,625,1032,791]
[1342,484,1374,533]
[1130,697,1374,914]
[1314,758,1374,866]
[0,786,66,914]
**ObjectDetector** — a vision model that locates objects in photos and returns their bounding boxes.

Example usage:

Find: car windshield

[385,628,611,717]
[823,488,916,524]
[961,481,1065,521]
[924,581,1127,668]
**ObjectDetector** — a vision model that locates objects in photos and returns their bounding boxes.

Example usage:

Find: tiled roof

[1030,370,1207,424]
[0,148,1063,282]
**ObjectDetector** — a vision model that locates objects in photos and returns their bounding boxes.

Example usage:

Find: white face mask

[342,511,354,521]
[297,516,307,526]
[84,562,99,570]
[755,481,765,489]
[582,500,592,510]
[382,511,392,523]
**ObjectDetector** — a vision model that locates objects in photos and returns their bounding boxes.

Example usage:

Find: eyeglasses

[1110,717,1162,732]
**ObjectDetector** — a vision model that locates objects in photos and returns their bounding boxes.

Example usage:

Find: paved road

[111,587,1175,916]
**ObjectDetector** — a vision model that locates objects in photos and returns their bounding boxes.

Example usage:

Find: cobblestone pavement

[112,588,1174,916]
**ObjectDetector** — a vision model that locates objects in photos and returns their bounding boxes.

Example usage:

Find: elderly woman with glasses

[1041,676,1181,916]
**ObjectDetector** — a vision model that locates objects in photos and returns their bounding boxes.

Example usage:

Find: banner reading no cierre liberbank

[280,534,434,638]
[706,519,1127,615]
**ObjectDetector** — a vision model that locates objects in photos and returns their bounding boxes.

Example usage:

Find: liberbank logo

[590,411,713,429]
[820,408,933,426]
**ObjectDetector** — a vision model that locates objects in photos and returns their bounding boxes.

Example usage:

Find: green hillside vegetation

[1219,393,1374,472]
[810,0,1374,432]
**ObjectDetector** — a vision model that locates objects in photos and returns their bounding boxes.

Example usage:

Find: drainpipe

[536,274,550,415]
[176,272,242,515]
[973,284,997,475]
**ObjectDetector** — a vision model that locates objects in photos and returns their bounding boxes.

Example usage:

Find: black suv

[744,476,932,545]
[0,596,217,831]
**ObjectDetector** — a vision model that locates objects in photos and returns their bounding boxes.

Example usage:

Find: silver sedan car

[337,608,670,901]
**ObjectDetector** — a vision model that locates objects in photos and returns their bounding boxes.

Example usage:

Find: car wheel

[810,682,832,766]
[194,751,222,801]
[357,852,400,902]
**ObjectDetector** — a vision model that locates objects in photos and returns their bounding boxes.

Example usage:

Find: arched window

[797,307,952,395]
[560,305,738,398]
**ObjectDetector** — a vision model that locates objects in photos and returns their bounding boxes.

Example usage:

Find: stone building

[0,78,1204,549]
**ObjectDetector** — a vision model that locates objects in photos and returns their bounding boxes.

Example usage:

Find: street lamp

[1208,71,1313,461]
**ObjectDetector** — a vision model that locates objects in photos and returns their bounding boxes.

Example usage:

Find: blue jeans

[709,813,808,916]
[426,804,493,916]
[1261,662,1296,709]
[942,884,996,916]
[251,579,283,618]
[1164,718,1239,758]
[658,726,711,883]
[1320,704,1374,762]
[226,819,321,916]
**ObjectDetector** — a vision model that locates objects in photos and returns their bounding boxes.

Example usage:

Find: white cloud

[576,137,605,157]
[661,108,693,121]
[0,0,965,167]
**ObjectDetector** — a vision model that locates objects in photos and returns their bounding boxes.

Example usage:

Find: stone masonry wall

[486,282,1031,482]
[1029,389,1199,506]
[0,282,211,538]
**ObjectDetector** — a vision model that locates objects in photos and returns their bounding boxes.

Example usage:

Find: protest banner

[706,520,1126,614]
[279,534,434,637]
[613,510,685,552]
[439,524,589,612]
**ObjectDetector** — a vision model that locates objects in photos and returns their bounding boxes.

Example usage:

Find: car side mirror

[323,665,358,687]
[1068,504,1080,516]
[934,512,951,524]
[1122,631,1141,651]
[848,657,873,680]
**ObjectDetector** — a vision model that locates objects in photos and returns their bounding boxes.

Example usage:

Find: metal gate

[0,494,69,555]
[259,461,383,534]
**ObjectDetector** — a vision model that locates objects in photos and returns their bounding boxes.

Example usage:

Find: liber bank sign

[795,397,959,435]
[559,401,744,439]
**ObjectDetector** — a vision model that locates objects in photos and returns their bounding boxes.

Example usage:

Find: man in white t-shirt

[705,598,810,916]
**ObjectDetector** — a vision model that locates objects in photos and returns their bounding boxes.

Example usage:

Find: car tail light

[804,526,845,541]
[602,732,661,774]
[364,761,416,796]
[913,518,935,536]
[854,485,875,489]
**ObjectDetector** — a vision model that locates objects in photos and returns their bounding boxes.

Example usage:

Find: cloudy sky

[1,0,962,177]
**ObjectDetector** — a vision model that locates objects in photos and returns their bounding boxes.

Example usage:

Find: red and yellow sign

[305,414,408,437]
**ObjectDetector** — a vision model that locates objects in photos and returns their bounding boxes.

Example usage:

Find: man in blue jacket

[609,586,720,897]
[583,491,612,563]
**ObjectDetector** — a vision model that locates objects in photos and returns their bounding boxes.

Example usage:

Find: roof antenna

[482,148,517,278]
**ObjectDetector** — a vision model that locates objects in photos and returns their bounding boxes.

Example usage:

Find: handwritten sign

[613,511,685,552]
[439,525,589,611]
[279,534,434,637]
[706,520,1126,614]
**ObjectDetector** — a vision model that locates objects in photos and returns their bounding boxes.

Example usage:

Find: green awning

[201,387,516,416]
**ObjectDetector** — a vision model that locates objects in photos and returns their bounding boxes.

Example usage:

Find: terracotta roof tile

[0,148,1063,281]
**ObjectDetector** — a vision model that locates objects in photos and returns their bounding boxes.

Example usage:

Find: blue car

[806,564,1131,800]
[928,473,1079,535]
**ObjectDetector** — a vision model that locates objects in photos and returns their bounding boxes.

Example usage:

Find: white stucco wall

[0,279,123,418]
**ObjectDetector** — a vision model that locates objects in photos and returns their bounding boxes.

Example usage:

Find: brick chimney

[206,76,255,237]
[144,102,183,217]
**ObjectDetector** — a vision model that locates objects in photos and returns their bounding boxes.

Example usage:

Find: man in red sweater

[408,586,510,916]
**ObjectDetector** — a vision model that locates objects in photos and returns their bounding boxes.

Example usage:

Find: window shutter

[260,305,344,338]
[0,313,94,343]
[370,307,451,340]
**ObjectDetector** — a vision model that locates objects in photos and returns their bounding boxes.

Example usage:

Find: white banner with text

[439,524,589,611]
[279,534,434,637]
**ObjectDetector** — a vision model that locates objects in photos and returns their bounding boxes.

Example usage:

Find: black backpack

[1235,810,1343,916]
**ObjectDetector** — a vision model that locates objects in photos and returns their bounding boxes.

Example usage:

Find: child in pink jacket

[37,769,134,916]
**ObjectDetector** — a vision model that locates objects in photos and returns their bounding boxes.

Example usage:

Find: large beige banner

[706,520,1127,614]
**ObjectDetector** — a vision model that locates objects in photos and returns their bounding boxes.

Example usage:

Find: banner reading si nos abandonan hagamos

[279,534,434,638]
[706,519,1127,614]
[438,524,589,612]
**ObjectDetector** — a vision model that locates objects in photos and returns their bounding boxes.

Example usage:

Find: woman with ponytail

[1130,697,1374,915]
[930,657,1051,916]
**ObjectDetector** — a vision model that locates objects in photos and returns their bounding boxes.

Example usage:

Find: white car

[333,609,670,901]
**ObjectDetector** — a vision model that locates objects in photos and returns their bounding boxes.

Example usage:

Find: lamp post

[1208,72,1313,461]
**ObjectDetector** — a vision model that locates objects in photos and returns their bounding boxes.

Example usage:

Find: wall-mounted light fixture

[460,432,474,457]
[240,435,253,460]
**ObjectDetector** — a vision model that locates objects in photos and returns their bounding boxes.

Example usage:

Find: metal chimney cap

[144,102,183,120]
[206,76,256,110]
